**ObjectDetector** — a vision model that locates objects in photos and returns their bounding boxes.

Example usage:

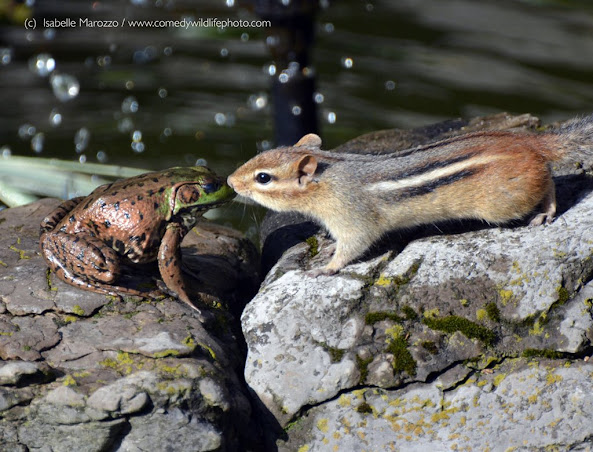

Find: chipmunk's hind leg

[529,179,557,226]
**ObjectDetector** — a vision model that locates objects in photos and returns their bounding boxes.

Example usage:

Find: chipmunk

[228,116,593,275]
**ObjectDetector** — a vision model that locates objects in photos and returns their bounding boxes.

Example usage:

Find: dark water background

[2,0,593,233]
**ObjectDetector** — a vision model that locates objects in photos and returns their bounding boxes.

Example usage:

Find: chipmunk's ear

[296,155,318,185]
[295,133,322,149]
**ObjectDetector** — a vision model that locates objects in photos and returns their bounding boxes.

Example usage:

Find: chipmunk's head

[227,134,322,212]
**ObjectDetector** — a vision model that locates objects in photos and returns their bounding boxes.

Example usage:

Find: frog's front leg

[158,224,202,314]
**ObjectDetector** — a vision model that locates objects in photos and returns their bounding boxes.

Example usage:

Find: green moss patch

[305,236,319,257]
[485,302,501,322]
[522,349,565,360]
[365,311,405,325]
[356,355,373,384]
[422,315,496,346]
[386,335,417,377]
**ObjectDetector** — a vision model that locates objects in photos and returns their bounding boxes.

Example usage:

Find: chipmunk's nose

[226,175,235,189]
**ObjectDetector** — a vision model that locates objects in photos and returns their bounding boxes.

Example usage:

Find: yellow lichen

[316,418,329,433]
[71,305,85,316]
[423,308,440,318]
[546,373,563,385]
[375,275,393,287]
[493,374,506,386]
[498,289,514,306]
[198,342,217,360]
[476,309,487,321]
[62,374,76,386]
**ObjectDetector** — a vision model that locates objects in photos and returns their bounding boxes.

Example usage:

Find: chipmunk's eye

[255,172,272,185]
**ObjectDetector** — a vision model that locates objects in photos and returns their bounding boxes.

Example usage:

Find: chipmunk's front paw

[529,212,555,227]
[306,266,339,278]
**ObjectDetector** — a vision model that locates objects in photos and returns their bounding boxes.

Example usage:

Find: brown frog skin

[39,166,235,314]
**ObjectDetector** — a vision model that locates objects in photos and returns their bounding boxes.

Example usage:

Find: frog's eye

[255,172,272,185]
[202,181,220,194]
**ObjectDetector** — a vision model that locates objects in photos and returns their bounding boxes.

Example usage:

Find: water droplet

[31,133,45,153]
[314,93,324,104]
[281,0,290,5]
[50,73,80,102]
[79,154,87,164]
[43,28,56,40]
[25,0,35,5]
[74,127,90,153]
[248,93,268,111]
[118,117,134,133]
[278,73,289,83]
[214,113,227,126]
[323,22,334,33]
[49,109,62,127]
[220,48,229,57]
[125,80,135,90]
[266,36,279,47]
[302,66,315,77]
[226,0,235,6]
[385,80,396,91]
[131,141,145,153]
[163,46,173,56]
[366,3,374,12]
[29,53,56,77]
[327,111,337,124]
[158,88,168,98]
[291,105,302,116]
[266,64,277,76]
[96,150,108,163]
[131,130,142,142]
[162,127,172,137]
[109,43,117,53]
[121,96,139,113]
[257,140,272,151]
[241,33,249,42]
[0,48,12,66]
[195,158,208,166]
[97,55,112,67]
[18,124,36,139]
[1,146,12,158]
[341,57,353,69]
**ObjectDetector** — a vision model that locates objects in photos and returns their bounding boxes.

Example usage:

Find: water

[1,0,593,230]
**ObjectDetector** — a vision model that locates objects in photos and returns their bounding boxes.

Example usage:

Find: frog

[39,166,235,314]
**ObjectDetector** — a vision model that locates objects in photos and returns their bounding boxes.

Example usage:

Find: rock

[0,199,261,451]
[0,361,43,385]
[242,113,593,449]
[279,360,593,451]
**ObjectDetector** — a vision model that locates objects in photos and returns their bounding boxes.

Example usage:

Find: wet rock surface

[0,198,261,451]
[244,114,593,450]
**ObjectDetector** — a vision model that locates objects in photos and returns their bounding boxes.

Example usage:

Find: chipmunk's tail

[549,114,593,166]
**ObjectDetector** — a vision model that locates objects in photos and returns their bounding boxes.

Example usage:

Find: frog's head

[169,167,235,219]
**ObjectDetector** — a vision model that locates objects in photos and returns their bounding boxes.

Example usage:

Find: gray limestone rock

[0,198,260,451]
[242,114,593,450]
